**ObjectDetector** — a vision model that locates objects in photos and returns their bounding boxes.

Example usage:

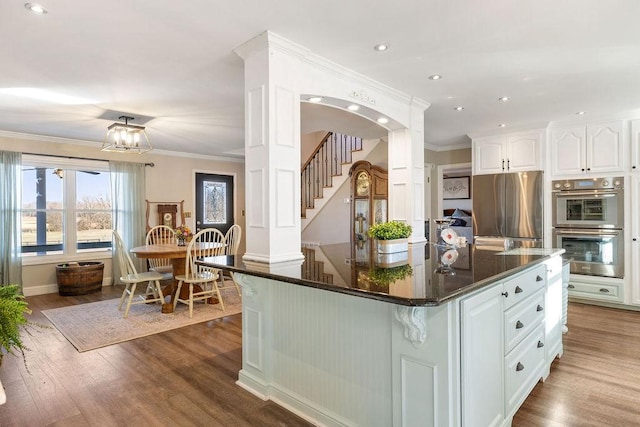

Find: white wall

[301,131,326,165]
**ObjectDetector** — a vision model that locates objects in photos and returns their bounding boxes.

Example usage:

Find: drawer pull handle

[537,340,544,348]
[516,320,524,329]
[515,286,523,294]
[599,288,610,293]
[516,362,525,372]
[502,292,509,298]
[568,284,575,289]
[536,275,543,282]
[536,304,544,312]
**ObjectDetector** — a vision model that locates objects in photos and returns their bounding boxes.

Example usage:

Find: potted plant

[0,285,32,369]
[368,220,412,254]
[367,263,414,288]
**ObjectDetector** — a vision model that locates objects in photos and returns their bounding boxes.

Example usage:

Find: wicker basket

[56,262,104,296]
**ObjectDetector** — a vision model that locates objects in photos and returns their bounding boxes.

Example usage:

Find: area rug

[42,288,242,352]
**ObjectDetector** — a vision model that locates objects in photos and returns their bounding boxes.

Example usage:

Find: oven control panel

[552,177,624,191]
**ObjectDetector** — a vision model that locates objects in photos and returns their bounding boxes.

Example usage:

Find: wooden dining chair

[173,228,226,317]
[145,225,176,279]
[219,224,242,297]
[113,231,165,318]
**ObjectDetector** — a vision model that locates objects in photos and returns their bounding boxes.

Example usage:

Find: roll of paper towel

[474,237,513,250]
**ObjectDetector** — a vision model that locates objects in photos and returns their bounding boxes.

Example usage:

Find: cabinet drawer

[504,325,546,415]
[503,264,546,310]
[504,289,545,354]
[567,281,623,303]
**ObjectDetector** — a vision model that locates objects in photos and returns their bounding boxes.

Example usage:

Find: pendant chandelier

[101,115,152,154]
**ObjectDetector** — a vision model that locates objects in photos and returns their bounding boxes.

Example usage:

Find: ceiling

[1,1,639,158]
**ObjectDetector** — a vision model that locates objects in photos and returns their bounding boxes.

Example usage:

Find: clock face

[356,171,370,196]
[163,212,173,226]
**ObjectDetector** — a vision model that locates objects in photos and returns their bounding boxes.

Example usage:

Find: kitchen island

[198,243,564,427]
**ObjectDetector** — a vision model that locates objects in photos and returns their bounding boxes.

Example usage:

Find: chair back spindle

[145,225,176,274]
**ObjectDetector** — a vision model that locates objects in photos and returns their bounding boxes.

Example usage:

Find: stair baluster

[301,132,363,218]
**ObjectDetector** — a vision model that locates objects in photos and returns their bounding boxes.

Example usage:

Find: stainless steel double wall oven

[552,177,624,278]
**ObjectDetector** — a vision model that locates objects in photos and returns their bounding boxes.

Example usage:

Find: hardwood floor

[1,287,311,426]
[2,289,640,426]
[513,302,640,426]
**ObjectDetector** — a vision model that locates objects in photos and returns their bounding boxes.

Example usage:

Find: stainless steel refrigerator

[472,171,544,248]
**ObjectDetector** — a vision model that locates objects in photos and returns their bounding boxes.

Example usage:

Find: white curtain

[110,161,147,281]
[0,151,22,290]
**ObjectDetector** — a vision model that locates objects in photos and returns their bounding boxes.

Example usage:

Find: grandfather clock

[349,160,388,253]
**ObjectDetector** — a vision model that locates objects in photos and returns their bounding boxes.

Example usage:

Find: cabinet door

[631,119,640,172]
[631,175,640,305]
[474,136,506,175]
[586,120,624,174]
[461,284,504,427]
[545,256,563,361]
[506,131,541,172]
[551,127,586,176]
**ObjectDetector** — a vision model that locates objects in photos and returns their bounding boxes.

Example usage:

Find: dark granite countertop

[197,243,564,307]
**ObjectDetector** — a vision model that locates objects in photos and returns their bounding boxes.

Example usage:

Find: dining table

[130,242,223,313]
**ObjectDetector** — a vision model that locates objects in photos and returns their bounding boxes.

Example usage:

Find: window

[21,155,112,257]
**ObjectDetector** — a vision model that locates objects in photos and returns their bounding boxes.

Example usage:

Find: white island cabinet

[201,246,564,427]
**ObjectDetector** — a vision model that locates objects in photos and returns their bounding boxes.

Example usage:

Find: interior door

[195,173,234,235]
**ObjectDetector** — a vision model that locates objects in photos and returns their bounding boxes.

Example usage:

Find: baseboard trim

[236,370,352,427]
[23,278,113,297]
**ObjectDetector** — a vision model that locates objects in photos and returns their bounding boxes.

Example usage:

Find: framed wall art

[443,176,470,200]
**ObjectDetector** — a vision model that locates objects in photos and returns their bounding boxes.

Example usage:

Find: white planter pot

[376,238,408,254]
[376,250,409,268]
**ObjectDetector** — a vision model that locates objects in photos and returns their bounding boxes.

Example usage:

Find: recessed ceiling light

[576,111,586,115]
[453,106,464,111]
[498,123,507,128]
[307,96,323,103]
[498,96,511,102]
[373,44,389,52]
[377,117,389,124]
[429,74,442,80]
[24,2,47,14]
[347,104,360,111]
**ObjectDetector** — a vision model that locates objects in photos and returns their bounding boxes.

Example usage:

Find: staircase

[301,247,333,284]
[301,132,380,231]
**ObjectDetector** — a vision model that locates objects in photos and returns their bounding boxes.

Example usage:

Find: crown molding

[424,141,472,152]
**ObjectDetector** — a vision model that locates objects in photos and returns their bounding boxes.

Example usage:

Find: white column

[388,100,427,243]
[235,33,304,265]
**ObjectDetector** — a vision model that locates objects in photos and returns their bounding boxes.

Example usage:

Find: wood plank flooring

[2,288,640,426]
[1,287,311,426]
[513,302,640,426]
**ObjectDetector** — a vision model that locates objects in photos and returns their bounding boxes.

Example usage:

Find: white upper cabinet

[551,120,625,176]
[631,119,640,172]
[473,130,543,175]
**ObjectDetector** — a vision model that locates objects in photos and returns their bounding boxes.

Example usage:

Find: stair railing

[301,132,362,217]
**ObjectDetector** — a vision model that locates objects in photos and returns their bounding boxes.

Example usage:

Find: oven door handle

[555,229,621,236]
[553,191,619,198]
